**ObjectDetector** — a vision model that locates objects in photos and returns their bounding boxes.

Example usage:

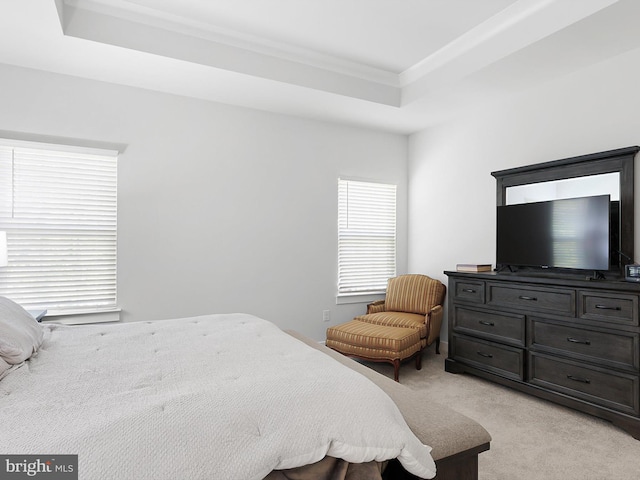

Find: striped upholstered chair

[326,274,446,381]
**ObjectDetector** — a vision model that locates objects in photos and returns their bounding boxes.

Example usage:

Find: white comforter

[0,313,436,479]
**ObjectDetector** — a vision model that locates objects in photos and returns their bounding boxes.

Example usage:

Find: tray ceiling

[1,0,639,133]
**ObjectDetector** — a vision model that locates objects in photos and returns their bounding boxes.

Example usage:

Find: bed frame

[384,443,490,480]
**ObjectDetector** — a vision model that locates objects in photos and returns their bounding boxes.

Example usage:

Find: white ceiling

[1,0,640,133]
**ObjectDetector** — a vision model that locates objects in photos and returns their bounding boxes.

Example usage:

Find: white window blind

[0,140,118,314]
[338,178,396,296]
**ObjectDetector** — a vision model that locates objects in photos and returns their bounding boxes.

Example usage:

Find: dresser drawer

[578,291,639,326]
[453,306,525,347]
[529,353,639,415]
[452,335,524,380]
[529,318,639,371]
[487,283,575,315]
[452,279,485,304]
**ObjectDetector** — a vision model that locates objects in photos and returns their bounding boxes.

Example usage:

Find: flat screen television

[496,195,611,271]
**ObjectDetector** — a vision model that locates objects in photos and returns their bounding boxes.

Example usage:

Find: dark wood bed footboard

[433,443,490,480]
[383,443,490,480]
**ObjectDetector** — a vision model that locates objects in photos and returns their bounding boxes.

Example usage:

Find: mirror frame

[491,146,639,276]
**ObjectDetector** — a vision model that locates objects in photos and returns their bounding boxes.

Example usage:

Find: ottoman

[326,319,422,382]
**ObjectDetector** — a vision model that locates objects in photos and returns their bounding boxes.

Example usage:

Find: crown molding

[399,0,620,105]
[57,0,622,110]
[62,0,400,87]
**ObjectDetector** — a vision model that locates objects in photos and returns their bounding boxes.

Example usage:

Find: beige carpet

[362,345,640,480]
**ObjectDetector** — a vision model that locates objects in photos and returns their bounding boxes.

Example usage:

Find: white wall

[408,44,640,341]
[0,63,408,340]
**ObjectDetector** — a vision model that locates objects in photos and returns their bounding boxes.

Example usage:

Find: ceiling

[1,0,640,133]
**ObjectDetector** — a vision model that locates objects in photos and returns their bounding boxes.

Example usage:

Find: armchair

[358,274,446,353]
[326,274,446,382]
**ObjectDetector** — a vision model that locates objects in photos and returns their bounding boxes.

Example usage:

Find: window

[0,139,118,318]
[337,178,396,297]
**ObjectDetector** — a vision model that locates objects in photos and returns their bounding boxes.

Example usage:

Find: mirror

[506,172,620,205]
[492,147,638,276]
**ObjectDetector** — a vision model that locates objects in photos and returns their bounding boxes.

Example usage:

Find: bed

[0,297,490,479]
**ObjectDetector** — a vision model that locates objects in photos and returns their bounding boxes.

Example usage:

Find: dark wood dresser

[444,270,640,439]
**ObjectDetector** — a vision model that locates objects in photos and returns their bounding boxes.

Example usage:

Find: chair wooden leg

[415,351,422,371]
[435,336,441,354]
[393,359,400,382]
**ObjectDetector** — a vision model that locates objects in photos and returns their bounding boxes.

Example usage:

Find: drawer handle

[567,375,591,384]
[479,320,495,327]
[595,304,622,311]
[476,351,493,358]
[462,288,476,293]
[518,295,538,301]
[567,337,591,346]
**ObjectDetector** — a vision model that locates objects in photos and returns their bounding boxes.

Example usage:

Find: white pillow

[0,296,44,364]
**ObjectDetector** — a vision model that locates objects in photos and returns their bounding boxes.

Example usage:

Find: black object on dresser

[445,270,640,439]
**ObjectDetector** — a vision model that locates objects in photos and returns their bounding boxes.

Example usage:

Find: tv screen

[497,195,611,271]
